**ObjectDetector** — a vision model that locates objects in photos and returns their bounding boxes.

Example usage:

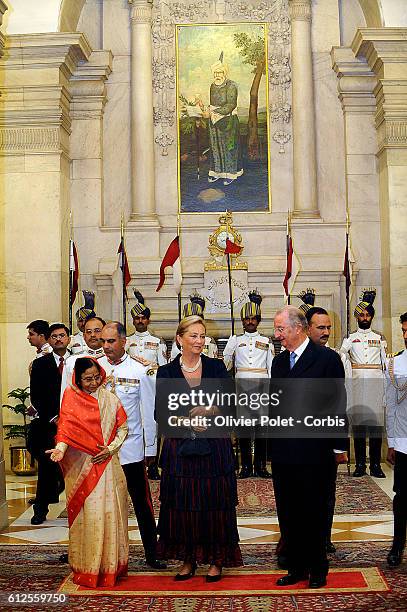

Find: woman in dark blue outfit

[156,316,242,581]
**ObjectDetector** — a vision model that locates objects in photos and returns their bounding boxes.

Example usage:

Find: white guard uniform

[126,330,167,365]
[385,349,407,454]
[69,331,86,355]
[60,347,105,402]
[223,331,273,379]
[340,327,387,423]
[170,337,218,360]
[327,343,352,378]
[98,354,157,464]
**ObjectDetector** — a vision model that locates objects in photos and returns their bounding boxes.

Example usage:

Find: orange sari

[57,368,128,588]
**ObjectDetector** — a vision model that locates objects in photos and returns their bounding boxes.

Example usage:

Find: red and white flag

[112,238,131,300]
[69,239,79,305]
[156,236,182,294]
[283,225,300,299]
[225,238,242,255]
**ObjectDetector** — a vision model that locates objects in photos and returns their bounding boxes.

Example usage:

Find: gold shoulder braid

[388,357,407,404]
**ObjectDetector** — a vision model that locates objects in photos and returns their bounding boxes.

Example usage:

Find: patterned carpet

[128,474,392,518]
[0,542,406,611]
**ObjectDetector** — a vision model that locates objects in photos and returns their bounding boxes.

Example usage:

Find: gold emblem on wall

[205,211,247,271]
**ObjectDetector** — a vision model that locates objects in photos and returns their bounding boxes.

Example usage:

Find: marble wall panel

[312,0,341,51]
[103,82,131,226]
[24,154,62,173]
[71,177,102,228]
[313,52,346,221]
[0,273,26,323]
[70,119,102,159]
[72,158,101,179]
[345,114,378,154]
[346,154,377,175]
[77,0,102,50]
[26,271,62,322]
[348,220,381,268]
[347,174,380,221]
[102,0,131,56]
[107,55,130,85]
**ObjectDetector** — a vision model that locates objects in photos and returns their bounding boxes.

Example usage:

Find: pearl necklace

[180,357,202,373]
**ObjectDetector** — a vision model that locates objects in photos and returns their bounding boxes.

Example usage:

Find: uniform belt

[236,368,268,373]
[351,364,382,370]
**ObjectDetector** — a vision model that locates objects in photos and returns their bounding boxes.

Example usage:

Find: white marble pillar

[128,0,158,226]
[289,0,319,217]
[352,29,407,349]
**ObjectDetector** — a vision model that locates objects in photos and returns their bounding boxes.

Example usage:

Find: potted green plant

[3,386,37,475]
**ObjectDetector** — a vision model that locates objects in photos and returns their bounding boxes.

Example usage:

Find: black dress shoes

[309,575,327,588]
[276,573,308,586]
[370,464,386,478]
[253,467,272,478]
[31,515,46,525]
[239,466,253,479]
[353,464,367,477]
[387,547,404,567]
[326,541,336,554]
[206,568,222,583]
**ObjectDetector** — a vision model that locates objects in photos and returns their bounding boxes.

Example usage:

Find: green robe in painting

[208,79,243,181]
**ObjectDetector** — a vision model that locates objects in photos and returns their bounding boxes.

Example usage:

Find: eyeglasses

[81,374,102,383]
[50,333,68,340]
[273,326,288,334]
[85,328,103,334]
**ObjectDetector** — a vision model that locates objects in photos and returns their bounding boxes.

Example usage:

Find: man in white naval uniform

[385,312,407,567]
[100,321,165,570]
[340,289,387,478]
[126,292,167,366]
[69,290,96,355]
[60,317,105,400]
[223,292,273,478]
[170,295,218,360]
[126,291,167,480]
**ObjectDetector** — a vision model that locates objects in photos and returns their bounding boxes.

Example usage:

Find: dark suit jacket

[269,340,347,464]
[29,353,63,455]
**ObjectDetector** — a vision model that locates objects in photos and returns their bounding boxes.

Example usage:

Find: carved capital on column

[289,0,311,22]
[129,0,153,24]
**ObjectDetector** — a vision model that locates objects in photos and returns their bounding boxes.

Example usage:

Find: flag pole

[68,210,73,335]
[121,213,127,333]
[286,211,291,305]
[225,211,235,336]
[345,211,350,337]
[177,213,182,322]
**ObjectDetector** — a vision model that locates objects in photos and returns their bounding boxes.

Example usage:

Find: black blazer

[30,353,62,424]
[155,354,233,435]
[269,340,347,464]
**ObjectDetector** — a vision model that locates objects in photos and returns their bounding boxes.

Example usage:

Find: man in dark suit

[270,306,347,588]
[29,323,70,524]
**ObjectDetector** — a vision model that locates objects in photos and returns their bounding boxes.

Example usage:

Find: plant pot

[10,446,37,475]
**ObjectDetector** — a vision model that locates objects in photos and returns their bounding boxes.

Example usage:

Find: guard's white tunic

[223,331,273,378]
[99,354,157,464]
[126,330,167,365]
[69,331,86,355]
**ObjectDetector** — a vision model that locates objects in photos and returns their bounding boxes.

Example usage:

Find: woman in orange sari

[47,357,129,588]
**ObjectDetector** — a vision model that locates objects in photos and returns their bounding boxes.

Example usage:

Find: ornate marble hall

[0,2,406,604]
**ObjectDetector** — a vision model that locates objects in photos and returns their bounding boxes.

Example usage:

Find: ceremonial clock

[205,211,246,271]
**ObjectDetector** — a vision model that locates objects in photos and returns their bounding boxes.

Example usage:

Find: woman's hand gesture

[91,444,111,464]
[45,448,64,463]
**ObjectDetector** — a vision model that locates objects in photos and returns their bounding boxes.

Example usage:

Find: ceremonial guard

[340,289,387,478]
[99,322,165,569]
[223,291,273,478]
[170,293,218,360]
[126,290,167,366]
[69,290,96,355]
[385,312,407,567]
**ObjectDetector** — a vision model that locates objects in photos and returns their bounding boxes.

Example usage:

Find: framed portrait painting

[176,23,271,214]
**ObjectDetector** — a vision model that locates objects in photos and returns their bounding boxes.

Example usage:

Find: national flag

[225,238,242,255]
[282,232,300,298]
[69,240,79,305]
[343,233,351,297]
[156,236,182,294]
[112,238,131,300]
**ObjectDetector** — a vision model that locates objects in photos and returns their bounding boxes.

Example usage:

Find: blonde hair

[176,315,206,338]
